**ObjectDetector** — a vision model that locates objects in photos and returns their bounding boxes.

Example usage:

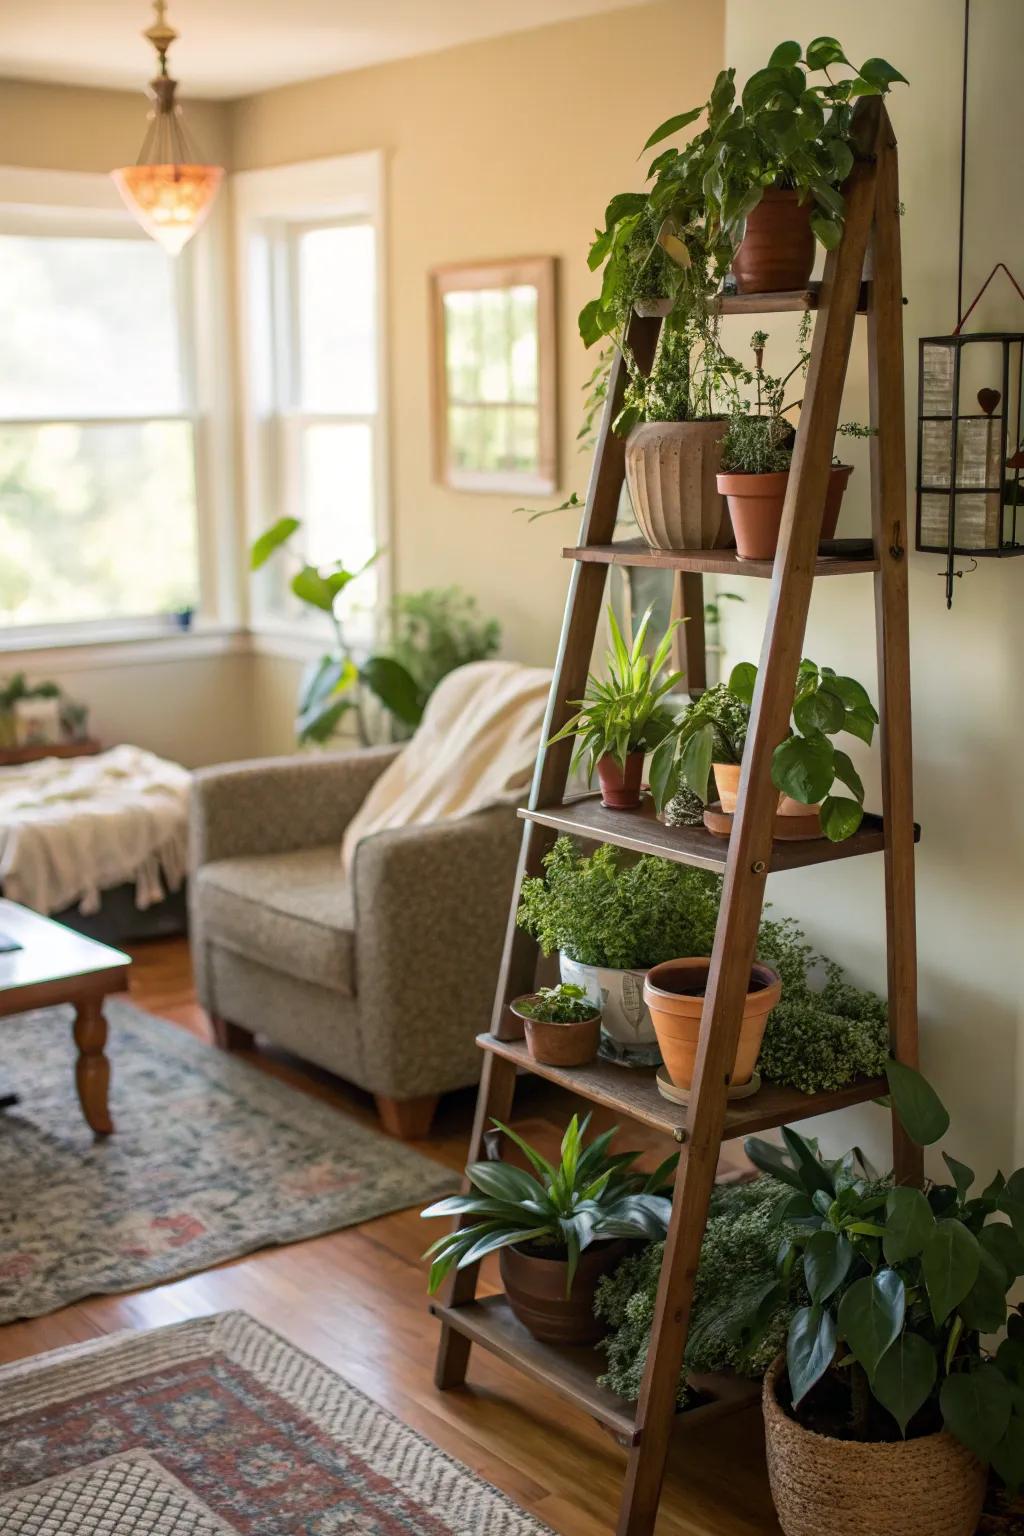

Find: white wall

[720,1,1024,1177]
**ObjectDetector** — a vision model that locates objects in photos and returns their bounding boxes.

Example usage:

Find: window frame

[233,152,389,647]
[0,164,235,651]
[430,255,558,496]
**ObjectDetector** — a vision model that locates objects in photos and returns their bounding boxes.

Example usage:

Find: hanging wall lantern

[916,264,1024,607]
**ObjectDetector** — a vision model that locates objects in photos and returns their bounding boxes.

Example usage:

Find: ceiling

[0,0,649,100]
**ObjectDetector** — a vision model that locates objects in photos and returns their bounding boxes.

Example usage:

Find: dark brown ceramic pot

[732,189,815,294]
[510,996,601,1068]
[499,1240,629,1345]
[597,750,644,808]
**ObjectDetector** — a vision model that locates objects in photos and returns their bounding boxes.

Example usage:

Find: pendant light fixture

[112,1,224,256]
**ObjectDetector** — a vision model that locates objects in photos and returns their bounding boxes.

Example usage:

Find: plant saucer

[655,1066,761,1105]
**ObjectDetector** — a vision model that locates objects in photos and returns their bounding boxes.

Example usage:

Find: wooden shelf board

[518,795,917,874]
[478,1034,888,1143]
[429,1294,758,1445]
[711,280,870,314]
[563,539,879,577]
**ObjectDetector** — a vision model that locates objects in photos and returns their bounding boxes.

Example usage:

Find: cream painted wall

[717,1,1024,1178]
[230,0,724,751]
[0,78,231,172]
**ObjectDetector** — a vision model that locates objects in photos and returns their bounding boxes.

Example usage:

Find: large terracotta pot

[643,957,781,1090]
[558,954,660,1066]
[624,419,731,552]
[596,750,644,809]
[762,1357,986,1536]
[712,762,821,823]
[510,995,601,1068]
[717,464,853,561]
[499,1240,629,1345]
[732,189,815,294]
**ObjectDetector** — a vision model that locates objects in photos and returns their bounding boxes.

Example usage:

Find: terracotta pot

[510,996,601,1068]
[717,464,854,561]
[762,1357,986,1536]
[643,957,781,1090]
[732,189,815,294]
[624,419,731,552]
[500,1240,629,1345]
[713,762,821,825]
[597,750,644,809]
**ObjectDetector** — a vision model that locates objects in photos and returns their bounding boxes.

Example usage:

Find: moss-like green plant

[594,1178,801,1405]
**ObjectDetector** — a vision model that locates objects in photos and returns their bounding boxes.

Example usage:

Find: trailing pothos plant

[547,604,683,800]
[421,1114,675,1296]
[744,1067,1024,1489]
[651,656,878,842]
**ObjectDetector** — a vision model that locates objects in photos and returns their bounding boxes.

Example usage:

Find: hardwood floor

[2,936,780,1536]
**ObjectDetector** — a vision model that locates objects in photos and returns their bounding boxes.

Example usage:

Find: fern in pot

[516,837,720,1065]
[422,1114,675,1345]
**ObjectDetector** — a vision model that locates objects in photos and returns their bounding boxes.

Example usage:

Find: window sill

[0,622,250,672]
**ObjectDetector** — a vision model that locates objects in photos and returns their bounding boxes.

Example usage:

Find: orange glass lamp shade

[112,162,224,256]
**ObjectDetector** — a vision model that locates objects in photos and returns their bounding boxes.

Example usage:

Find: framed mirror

[430,256,557,494]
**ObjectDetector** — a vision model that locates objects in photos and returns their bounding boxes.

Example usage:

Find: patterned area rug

[0,1000,453,1323]
[0,1311,549,1534]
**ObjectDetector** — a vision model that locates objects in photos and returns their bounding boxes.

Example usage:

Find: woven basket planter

[762,1357,987,1536]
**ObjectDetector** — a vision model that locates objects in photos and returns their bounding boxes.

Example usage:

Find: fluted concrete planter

[624,419,731,552]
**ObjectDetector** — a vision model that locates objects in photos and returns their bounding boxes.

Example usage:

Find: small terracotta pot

[643,957,781,1090]
[510,996,601,1068]
[762,1357,986,1536]
[597,750,644,809]
[717,464,853,561]
[713,762,821,825]
[500,1240,629,1345]
[624,419,731,552]
[732,189,815,294]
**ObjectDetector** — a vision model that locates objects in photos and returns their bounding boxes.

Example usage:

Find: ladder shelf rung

[518,797,918,874]
[429,1293,758,1444]
[479,1034,888,1142]
[563,539,879,577]
[711,279,870,314]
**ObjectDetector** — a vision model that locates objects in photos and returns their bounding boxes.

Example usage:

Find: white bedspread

[0,745,191,915]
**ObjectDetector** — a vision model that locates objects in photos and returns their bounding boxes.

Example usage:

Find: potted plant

[653,657,878,842]
[422,1114,675,1345]
[510,983,602,1068]
[642,40,906,294]
[643,957,782,1092]
[715,329,861,559]
[742,1066,1024,1536]
[547,603,682,810]
[516,838,721,1065]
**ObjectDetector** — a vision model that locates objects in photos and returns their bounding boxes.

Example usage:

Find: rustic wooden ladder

[431,96,920,1536]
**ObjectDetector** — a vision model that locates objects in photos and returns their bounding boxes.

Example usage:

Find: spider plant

[422,1113,675,1295]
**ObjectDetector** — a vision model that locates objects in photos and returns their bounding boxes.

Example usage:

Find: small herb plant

[547,604,682,793]
[421,1114,676,1295]
[649,681,750,809]
[744,1072,1024,1489]
[513,984,600,1024]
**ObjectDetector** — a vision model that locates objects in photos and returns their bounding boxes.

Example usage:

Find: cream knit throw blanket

[0,744,190,915]
[341,659,552,873]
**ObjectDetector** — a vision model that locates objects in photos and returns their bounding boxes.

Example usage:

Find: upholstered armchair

[189,747,522,1137]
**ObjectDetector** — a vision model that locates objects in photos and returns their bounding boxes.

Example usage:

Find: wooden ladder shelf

[431,97,920,1536]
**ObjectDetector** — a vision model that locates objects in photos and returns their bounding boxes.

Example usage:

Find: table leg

[73,997,113,1136]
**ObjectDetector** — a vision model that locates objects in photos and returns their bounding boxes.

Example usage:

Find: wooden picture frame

[430,256,557,495]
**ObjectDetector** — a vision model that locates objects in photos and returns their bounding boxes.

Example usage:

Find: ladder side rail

[491,315,661,1041]
[867,110,923,1188]
[615,97,886,1536]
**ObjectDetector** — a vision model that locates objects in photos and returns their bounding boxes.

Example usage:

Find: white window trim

[233,151,390,642]
[0,163,237,650]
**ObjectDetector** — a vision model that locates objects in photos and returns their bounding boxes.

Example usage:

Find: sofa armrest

[190,745,401,866]
[351,805,523,1098]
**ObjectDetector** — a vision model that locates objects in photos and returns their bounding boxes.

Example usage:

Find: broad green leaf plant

[547,604,683,801]
[421,1114,675,1296]
[744,1069,1024,1489]
[652,656,878,842]
[512,984,601,1025]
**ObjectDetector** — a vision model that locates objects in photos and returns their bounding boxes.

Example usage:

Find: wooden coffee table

[0,898,130,1135]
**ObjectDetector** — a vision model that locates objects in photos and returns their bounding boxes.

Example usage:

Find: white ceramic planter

[558,954,661,1067]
